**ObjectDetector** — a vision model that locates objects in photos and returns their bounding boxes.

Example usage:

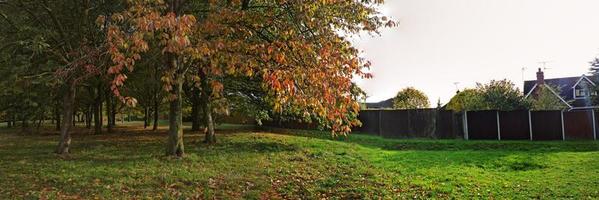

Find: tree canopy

[445,80,530,112]
[0,0,394,156]
[392,87,430,109]
[445,89,485,112]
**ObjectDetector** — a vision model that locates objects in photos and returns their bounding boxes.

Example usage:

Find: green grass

[0,126,598,199]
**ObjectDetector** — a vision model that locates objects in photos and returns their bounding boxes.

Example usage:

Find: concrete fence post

[496,111,501,141]
[592,110,597,141]
[463,111,469,140]
[528,110,533,141]
[561,110,565,141]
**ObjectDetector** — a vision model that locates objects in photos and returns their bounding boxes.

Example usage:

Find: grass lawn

[1,126,598,199]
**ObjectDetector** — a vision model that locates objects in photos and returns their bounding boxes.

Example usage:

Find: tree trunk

[110,98,117,126]
[106,93,114,133]
[54,107,61,131]
[166,72,185,157]
[21,116,29,133]
[72,111,76,127]
[144,106,149,129]
[56,86,75,155]
[7,112,12,128]
[86,105,92,129]
[12,113,16,129]
[36,111,44,132]
[153,96,159,131]
[93,95,102,134]
[165,50,184,156]
[21,118,26,128]
[99,101,103,126]
[200,71,216,144]
[191,89,202,131]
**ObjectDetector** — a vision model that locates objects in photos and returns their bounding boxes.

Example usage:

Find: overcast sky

[353,0,599,104]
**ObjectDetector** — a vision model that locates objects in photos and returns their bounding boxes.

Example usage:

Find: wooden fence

[464,110,598,141]
[263,109,598,141]
[356,109,463,139]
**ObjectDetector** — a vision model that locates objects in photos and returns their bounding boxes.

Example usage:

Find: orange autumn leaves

[100,1,197,104]
[100,0,390,135]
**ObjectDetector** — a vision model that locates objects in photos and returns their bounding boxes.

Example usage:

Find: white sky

[353,0,599,105]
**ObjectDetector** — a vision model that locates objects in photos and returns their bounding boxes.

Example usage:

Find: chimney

[536,68,545,85]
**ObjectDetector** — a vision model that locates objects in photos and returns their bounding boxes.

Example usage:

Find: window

[574,78,597,98]
[575,88,593,98]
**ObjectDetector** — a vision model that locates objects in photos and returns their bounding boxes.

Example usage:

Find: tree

[445,89,486,112]
[589,57,599,106]
[104,0,394,157]
[530,84,569,110]
[476,79,530,111]
[446,80,530,112]
[393,87,430,109]
[0,0,124,155]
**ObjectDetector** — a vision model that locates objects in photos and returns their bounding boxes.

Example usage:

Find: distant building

[365,98,394,109]
[524,68,598,110]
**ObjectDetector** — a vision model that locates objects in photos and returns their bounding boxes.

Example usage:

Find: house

[365,98,394,109]
[523,68,598,110]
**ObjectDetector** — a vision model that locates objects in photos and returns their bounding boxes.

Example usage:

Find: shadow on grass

[215,140,299,153]
[260,127,599,153]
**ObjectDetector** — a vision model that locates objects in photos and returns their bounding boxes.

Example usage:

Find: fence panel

[408,109,437,138]
[357,110,380,135]
[467,111,499,140]
[436,111,459,139]
[499,110,531,140]
[531,111,563,140]
[379,110,410,138]
[563,110,594,140]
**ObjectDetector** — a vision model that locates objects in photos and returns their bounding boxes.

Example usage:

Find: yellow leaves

[160,74,175,91]
[274,53,286,65]
[111,13,125,23]
[244,69,254,77]
[124,97,138,107]
[273,102,282,113]
[210,81,224,97]
[96,15,106,28]
[196,43,211,57]
[226,65,236,75]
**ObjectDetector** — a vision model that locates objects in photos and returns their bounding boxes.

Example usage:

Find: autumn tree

[104,0,394,157]
[393,87,430,109]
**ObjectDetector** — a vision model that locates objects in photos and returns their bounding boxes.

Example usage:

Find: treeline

[0,0,392,157]
[446,79,574,112]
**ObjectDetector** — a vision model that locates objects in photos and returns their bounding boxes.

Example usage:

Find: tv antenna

[453,82,460,92]
[537,61,553,71]
[521,67,527,82]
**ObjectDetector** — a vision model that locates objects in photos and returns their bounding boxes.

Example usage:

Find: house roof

[524,76,597,98]
[523,75,598,109]
[365,98,394,109]
[525,84,573,109]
